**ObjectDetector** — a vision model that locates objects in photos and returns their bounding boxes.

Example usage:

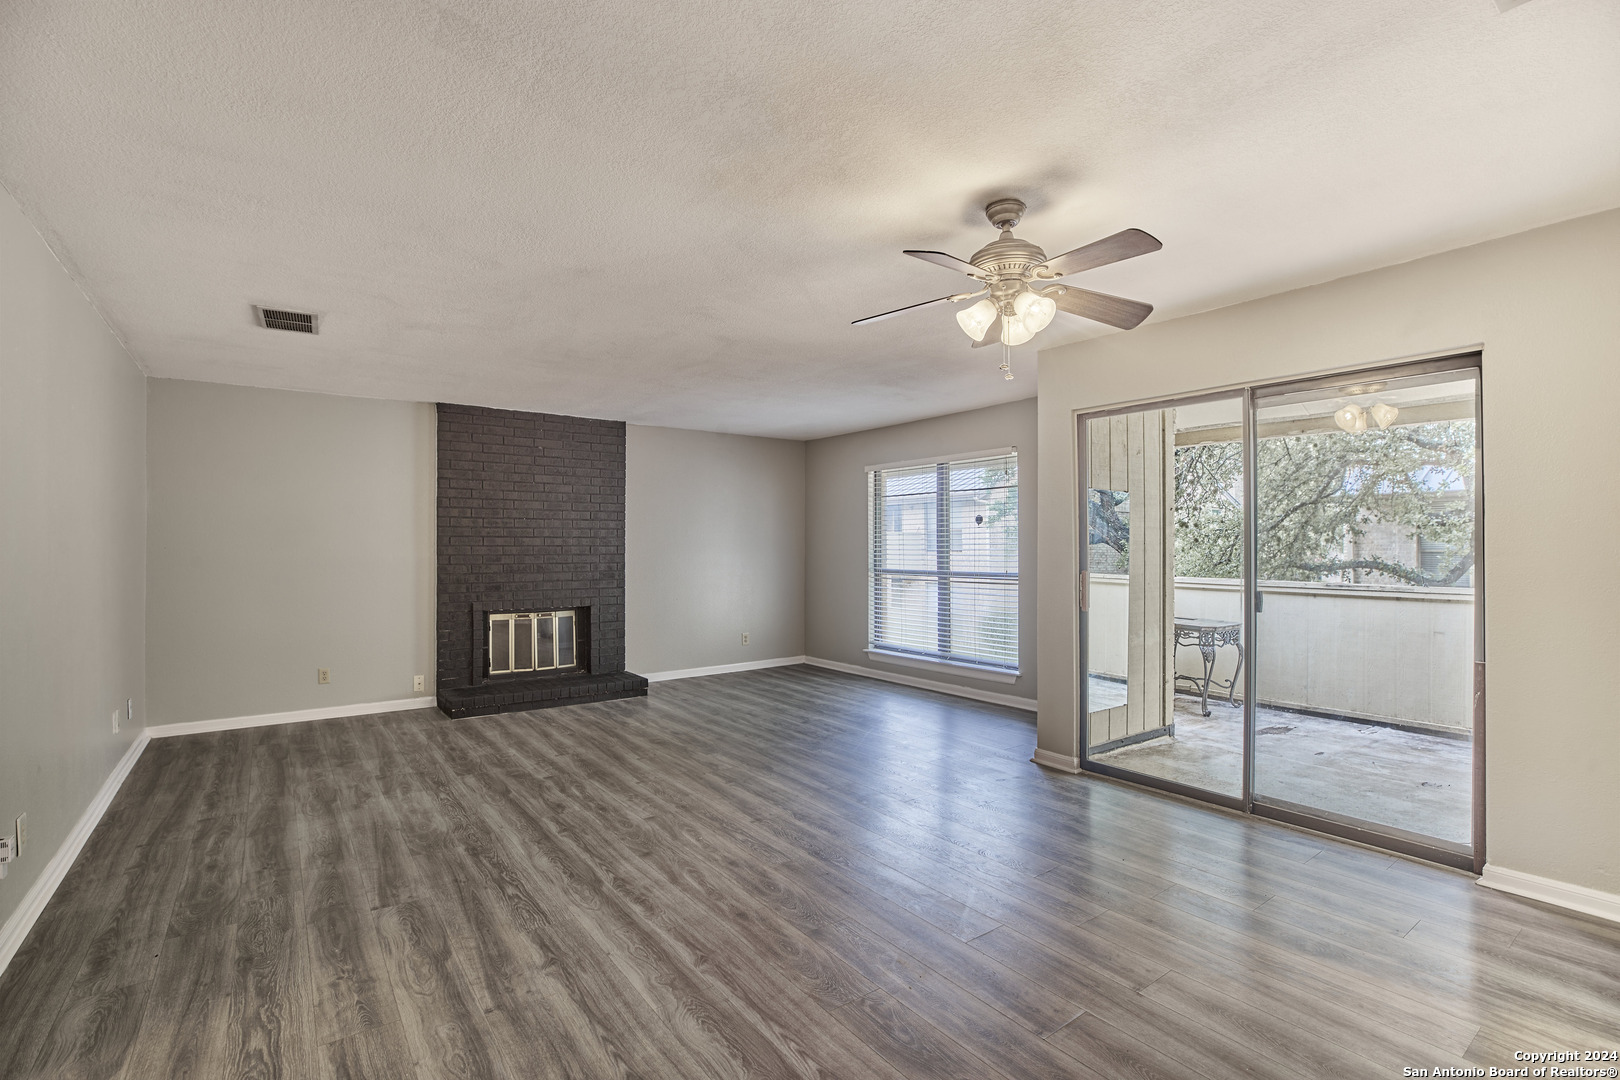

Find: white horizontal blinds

[872,463,941,655]
[946,455,1018,665]
[871,452,1018,669]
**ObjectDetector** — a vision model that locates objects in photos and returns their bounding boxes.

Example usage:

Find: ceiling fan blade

[1035,228,1162,279]
[971,315,1003,347]
[1050,286,1154,330]
[851,294,962,326]
[904,250,993,280]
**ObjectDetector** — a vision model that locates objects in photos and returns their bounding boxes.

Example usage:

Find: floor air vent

[254,306,319,333]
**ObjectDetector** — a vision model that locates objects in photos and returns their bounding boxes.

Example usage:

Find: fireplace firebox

[488,609,579,676]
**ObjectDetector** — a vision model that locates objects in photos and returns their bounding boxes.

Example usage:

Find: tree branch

[1283,552,1474,587]
[1088,491,1130,554]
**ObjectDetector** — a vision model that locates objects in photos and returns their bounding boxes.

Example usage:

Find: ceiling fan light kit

[956,298,998,341]
[1001,315,1036,347]
[854,198,1162,377]
[1010,289,1057,339]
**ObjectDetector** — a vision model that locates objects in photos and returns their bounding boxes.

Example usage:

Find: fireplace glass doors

[488,610,578,675]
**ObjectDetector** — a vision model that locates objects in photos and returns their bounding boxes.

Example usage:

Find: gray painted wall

[146,402,807,722]
[805,398,1038,701]
[1037,207,1620,897]
[626,425,806,674]
[0,188,147,932]
[145,380,435,725]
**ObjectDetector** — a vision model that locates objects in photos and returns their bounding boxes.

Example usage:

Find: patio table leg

[1227,642,1244,708]
[1198,640,1216,717]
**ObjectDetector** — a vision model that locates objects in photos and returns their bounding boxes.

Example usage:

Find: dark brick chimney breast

[435,403,646,717]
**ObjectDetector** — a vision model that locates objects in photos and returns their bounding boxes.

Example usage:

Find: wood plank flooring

[2,664,1617,1079]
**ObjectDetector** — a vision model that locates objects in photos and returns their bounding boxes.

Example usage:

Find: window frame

[865,447,1020,680]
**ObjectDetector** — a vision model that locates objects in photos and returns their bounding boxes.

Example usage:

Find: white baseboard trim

[804,657,1037,713]
[643,656,808,683]
[146,695,438,738]
[1030,747,1083,773]
[1478,863,1620,925]
[0,732,150,979]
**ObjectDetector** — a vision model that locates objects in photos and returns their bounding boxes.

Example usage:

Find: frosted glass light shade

[1013,290,1057,334]
[1334,403,1367,433]
[956,298,998,341]
[1001,314,1036,346]
[1368,402,1399,429]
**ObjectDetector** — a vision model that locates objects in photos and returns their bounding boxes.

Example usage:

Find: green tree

[1173,420,1475,586]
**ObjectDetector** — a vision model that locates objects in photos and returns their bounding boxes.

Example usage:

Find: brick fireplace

[435,403,647,718]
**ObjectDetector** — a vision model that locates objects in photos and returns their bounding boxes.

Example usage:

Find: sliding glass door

[1082,396,1247,802]
[1251,367,1479,857]
[1078,356,1483,868]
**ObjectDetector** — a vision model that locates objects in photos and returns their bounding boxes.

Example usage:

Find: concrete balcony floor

[1093,693,1472,846]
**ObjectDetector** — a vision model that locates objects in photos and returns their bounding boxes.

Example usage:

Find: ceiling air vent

[254,306,319,334]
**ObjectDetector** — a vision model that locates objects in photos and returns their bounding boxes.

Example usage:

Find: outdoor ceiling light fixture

[1334,400,1400,433]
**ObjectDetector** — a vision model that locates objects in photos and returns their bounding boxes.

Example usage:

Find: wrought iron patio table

[1174,617,1243,717]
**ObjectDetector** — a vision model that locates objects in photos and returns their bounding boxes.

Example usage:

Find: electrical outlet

[413,674,425,693]
[112,707,121,732]
[740,631,750,646]
[318,668,330,685]
[15,814,25,855]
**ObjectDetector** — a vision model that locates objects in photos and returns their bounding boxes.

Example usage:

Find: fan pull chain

[1000,341,1014,380]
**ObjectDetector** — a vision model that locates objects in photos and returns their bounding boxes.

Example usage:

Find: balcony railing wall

[1088,574,1473,733]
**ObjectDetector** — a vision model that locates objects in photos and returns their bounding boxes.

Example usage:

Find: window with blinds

[868,450,1018,672]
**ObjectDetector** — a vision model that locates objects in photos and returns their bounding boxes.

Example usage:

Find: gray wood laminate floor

[2,665,1616,1079]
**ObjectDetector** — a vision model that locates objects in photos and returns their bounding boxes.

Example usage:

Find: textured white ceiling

[3,0,1617,439]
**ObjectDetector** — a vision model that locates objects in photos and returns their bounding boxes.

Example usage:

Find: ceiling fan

[853,198,1161,378]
